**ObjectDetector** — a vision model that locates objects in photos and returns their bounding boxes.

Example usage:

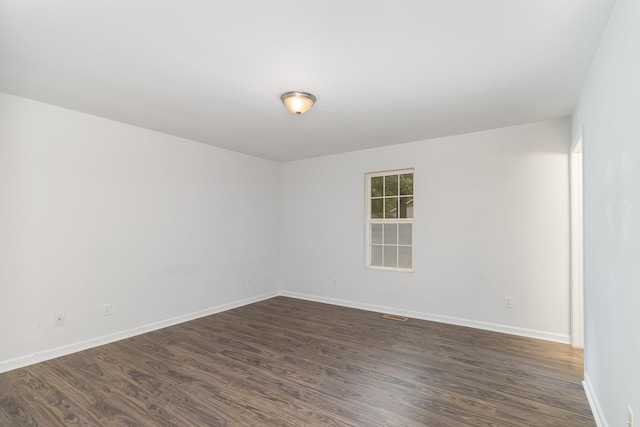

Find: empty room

[1,1,638,426]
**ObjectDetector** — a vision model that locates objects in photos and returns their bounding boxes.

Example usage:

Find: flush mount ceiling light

[280,91,316,115]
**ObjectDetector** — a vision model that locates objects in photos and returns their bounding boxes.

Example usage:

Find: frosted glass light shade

[281,91,316,114]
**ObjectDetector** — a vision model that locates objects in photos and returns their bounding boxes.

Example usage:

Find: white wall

[279,119,572,342]
[572,0,640,425]
[0,92,279,371]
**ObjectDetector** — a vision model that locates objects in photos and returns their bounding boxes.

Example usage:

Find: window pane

[383,245,397,268]
[383,224,397,244]
[370,245,383,266]
[385,175,398,196]
[366,170,414,271]
[398,246,412,269]
[384,197,398,218]
[399,224,412,245]
[371,224,383,244]
[400,173,413,195]
[371,199,383,219]
[371,176,383,197]
[399,197,413,218]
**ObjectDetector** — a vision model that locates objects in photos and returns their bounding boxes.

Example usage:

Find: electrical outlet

[331,278,337,286]
[504,296,513,308]
[103,303,112,316]
[54,312,65,326]
[628,406,634,427]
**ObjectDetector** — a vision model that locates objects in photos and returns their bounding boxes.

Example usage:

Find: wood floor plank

[0,297,594,426]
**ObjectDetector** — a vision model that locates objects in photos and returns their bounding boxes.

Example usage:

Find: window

[366,169,414,271]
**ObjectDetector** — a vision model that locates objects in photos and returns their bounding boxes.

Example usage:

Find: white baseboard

[279,291,571,344]
[0,291,278,374]
[1,290,571,374]
[583,373,608,427]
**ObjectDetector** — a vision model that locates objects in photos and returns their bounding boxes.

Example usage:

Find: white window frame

[365,168,414,272]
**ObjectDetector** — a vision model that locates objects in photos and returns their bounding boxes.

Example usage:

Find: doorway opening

[570,135,584,348]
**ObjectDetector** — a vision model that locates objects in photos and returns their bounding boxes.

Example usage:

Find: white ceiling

[0,1,616,161]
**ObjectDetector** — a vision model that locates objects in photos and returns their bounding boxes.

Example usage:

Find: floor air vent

[382,314,408,322]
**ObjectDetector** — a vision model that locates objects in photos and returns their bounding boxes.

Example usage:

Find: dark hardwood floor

[0,297,594,426]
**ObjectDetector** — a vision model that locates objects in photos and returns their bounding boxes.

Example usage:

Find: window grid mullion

[366,169,413,271]
[396,223,400,268]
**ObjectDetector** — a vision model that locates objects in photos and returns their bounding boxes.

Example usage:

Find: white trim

[571,133,583,153]
[367,264,415,273]
[570,133,585,348]
[584,373,608,427]
[279,291,571,344]
[366,167,415,178]
[0,289,574,375]
[0,291,278,374]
